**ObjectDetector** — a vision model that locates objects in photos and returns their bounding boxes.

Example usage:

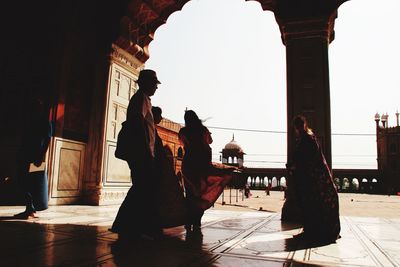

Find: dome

[224,134,243,152]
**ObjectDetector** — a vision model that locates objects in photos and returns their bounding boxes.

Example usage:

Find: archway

[271,177,278,188]
[361,178,369,192]
[126,0,351,224]
[177,147,183,159]
[351,178,359,191]
[264,176,269,186]
[247,176,252,185]
[0,0,348,211]
[280,177,287,188]
[342,178,350,191]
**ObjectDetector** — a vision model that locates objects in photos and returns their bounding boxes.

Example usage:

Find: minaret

[381,113,388,128]
[396,110,399,127]
[375,112,380,128]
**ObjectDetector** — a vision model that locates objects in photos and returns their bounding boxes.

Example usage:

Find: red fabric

[183,163,235,210]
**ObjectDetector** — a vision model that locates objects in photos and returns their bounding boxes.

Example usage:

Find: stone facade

[49,44,183,206]
[376,112,400,194]
[157,118,183,175]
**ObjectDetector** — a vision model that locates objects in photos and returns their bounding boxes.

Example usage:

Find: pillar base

[83,187,129,205]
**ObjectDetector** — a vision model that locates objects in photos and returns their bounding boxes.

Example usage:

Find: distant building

[221,134,245,168]
[375,111,400,194]
[220,135,286,190]
[156,118,183,174]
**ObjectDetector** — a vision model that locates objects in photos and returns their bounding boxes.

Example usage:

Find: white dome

[224,134,243,152]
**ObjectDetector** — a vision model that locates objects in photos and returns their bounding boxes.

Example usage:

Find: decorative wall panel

[105,144,131,183]
[49,138,85,204]
[102,45,143,188]
[103,63,138,185]
[58,148,81,190]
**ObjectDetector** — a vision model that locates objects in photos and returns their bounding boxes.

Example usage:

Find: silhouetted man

[111,69,162,239]
[14,93,51,219]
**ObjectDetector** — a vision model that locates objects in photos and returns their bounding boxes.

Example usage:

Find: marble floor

[0,206,399,267]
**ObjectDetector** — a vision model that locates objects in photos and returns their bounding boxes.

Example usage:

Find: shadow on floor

[0,215,17,220]
[0,220,218,266]
[111,229,219,266]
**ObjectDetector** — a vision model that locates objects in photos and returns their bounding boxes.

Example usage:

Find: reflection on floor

[0,206,399,266]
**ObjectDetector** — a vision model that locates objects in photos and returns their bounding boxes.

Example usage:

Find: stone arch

[264,176,269,186]
[117,1,268,62]
[271,177,278,188]
[164,144,174,160]
[351,178,359,191]
[259,176,265,187]
[1,0,351,208]
[177,147,183,159]
[116,0,348,219]
[280,177,287,187]
[359,178,369,192]
[370,178,379,193]
[342,178,350,190]
[118,0,347,66]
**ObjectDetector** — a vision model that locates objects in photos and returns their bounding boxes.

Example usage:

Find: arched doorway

[1,0,347,210]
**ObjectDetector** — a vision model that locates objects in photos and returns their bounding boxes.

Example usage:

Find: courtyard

[0,192,399,266]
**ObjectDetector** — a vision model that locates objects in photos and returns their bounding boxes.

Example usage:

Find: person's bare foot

[13,211,38,219]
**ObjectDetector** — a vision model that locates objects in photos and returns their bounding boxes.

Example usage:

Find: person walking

[152,106,187,228]
[14,93,51,219]
[111,69,162,240]
[179,110,235,231]
[286,115,341,245]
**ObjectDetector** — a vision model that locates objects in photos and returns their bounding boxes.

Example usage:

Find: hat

[137,69,161,84]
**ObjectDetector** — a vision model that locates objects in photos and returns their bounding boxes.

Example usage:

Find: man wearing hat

[127,69,161,161]
[111,69,162,239]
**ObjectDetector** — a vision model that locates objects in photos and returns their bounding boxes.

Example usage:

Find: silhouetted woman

[152,106,186,228]
[179,110,234,231]
[286,115,340,244]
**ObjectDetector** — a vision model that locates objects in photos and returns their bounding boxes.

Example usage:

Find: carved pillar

[85,45,144,205]
[275,8,340,221]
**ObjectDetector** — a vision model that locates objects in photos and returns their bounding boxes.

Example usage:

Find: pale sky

[147,0,400,169]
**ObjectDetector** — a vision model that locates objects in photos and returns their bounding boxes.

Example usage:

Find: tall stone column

[84,44,144,205]
[275,8,340,221]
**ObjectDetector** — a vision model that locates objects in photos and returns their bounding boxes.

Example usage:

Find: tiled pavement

[0,206,399,267]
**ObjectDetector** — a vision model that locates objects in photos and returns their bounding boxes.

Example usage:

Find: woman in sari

[286,115,341,244]
[179,110,234,231]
